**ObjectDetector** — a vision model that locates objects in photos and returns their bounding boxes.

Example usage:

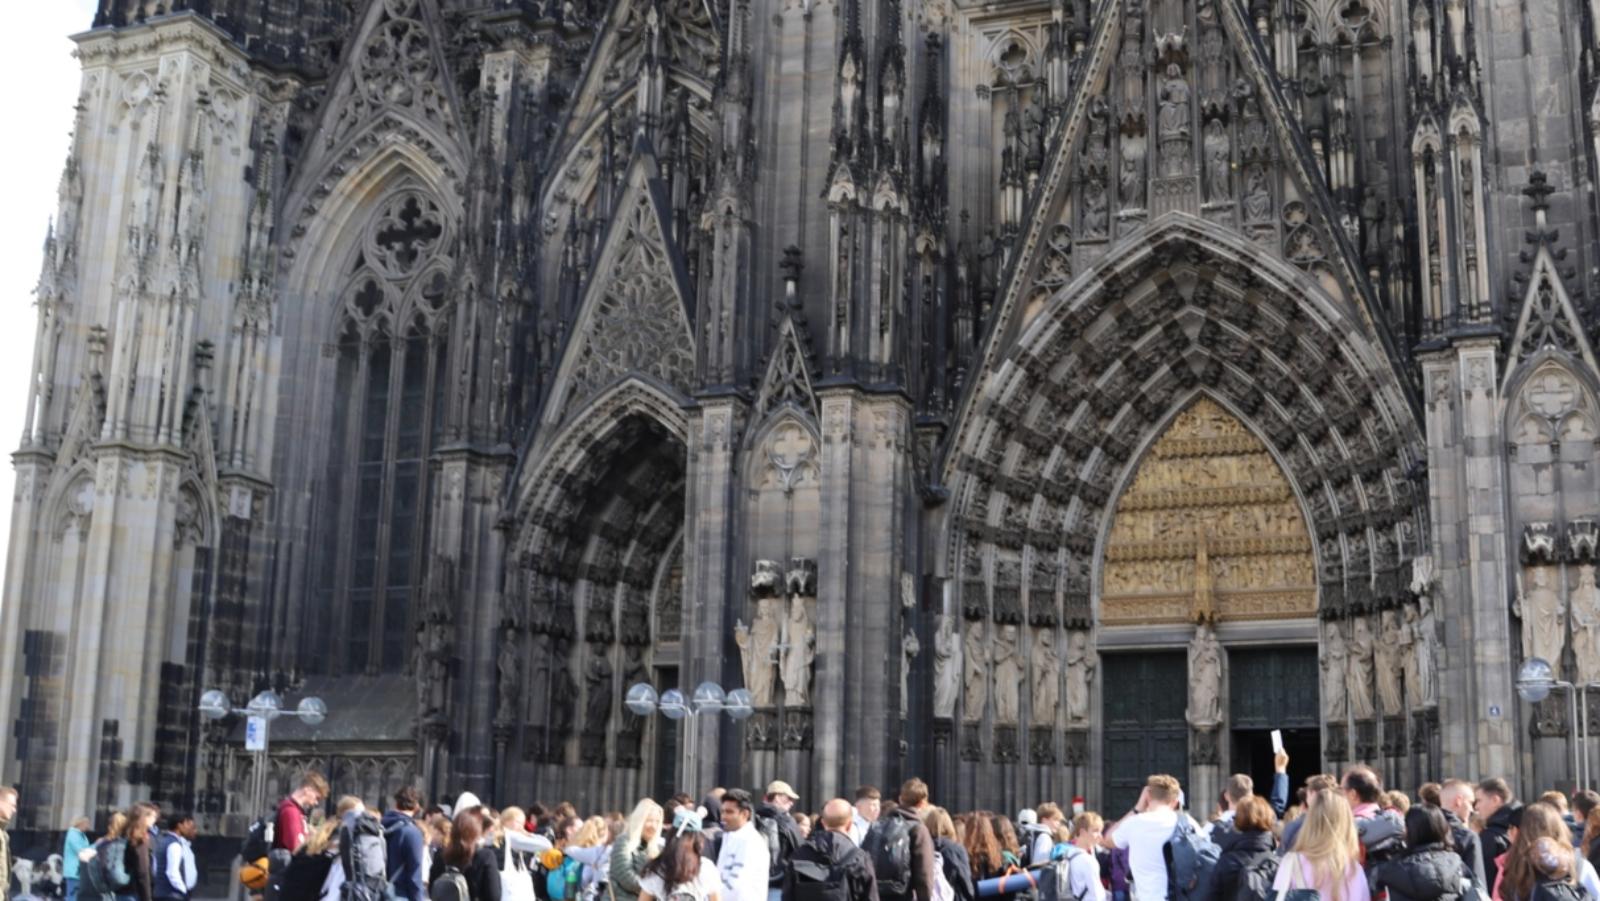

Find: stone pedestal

[1064,729,1090,803]
[1354,719,1378,764]
[1190,726,1221,820]
[1324,721,1348,769]
[933,719,954,798]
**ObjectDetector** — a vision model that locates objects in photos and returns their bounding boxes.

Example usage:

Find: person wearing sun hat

[755,783,804,901]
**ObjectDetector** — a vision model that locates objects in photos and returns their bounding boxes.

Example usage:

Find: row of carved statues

[1517,521,1600,684]
[735,559,819,708]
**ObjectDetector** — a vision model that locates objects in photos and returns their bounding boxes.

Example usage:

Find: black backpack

[1232,853,1278,901]
[863,817,916,899]
[1531,880,1587,901]
[789,846,864,901]
[757,815,784,870]
[241,811,277,862]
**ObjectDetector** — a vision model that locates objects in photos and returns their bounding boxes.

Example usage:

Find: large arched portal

[937,224,1430,815]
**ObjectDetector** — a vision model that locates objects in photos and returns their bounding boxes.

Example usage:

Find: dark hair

[1403,806,1452,850]
[991,815,1021,856]
[444,810,484,868]
[856,786,881,803]
[1574,790,1600,820]
[1503,803,1575,897]
[669,793,695,811]
[723,789,754,813]
[1418,783,1442,807]
[644,832,705,887]
[394,787,422,812]
[1342,766,1382,804]
[528,803,550,823]
[964,813,1002,874]
[1234,796,1276,834]
[166,811,195,831]
[1477,778,1512,804]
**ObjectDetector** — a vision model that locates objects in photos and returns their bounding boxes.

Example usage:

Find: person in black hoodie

[1212,796,1276,901]
[1476,777,1522,893]
[1373,806,1467,901]
[925,808,975,901]
[430,810,502,901]
[758,782,807,901]
[783,800,877,901]
[1439,780,1487,896]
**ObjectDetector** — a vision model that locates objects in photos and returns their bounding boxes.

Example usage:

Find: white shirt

[716,822,770,901]
[1064,847,1105,901]
[1111,808,1177,901]
[1028,829,1056,866]
[848,813,871,847]
[641,859,722,901]
[165,835,197,895]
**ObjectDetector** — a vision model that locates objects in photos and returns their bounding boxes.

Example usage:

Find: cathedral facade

[3,0,1598,830]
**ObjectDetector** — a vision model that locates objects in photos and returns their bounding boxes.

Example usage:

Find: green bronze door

[1102,651,1189,813]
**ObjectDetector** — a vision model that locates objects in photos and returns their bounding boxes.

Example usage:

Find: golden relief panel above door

[1100,397,1317,626]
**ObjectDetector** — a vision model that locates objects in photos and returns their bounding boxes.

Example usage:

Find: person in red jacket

[275,773,330,853]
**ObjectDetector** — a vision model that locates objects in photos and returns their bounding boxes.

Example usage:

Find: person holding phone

[1102,776,1182,901]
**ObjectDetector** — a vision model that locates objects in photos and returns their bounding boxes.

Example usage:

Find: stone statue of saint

[901,628,921,718]
[933,615,962,718]
[1347,615,1375,721]
[1121,135,1147,208]
[412,625,430,716]
[1065,630,1095,725]
[1187,622,1222,727]
[1192,531,1216,624]
[963,620,988,721]
[781,596,816,707]
[1203,118,1229,203]
[1515,564,1567,667]
[993,624,1023,725]
[496,625,521,723]
[584,648,613,732]
[1157,72,1191,127]
[1375,611,1405,717]
[1321,620,1348,722]
[1572,565,1600,684]
[735,596,783,707]
[1242,164,1271,223]
[550,648,577,736]
[901,572,917,610]
[1031,628,1061,726]
[1402,602,1434,708]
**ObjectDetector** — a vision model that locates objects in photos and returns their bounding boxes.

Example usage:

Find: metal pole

[1569,683,1581,793]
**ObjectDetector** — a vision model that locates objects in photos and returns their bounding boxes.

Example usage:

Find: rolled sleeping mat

[976,869,1039,897]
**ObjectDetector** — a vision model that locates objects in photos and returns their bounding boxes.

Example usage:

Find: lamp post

[626,681,754,788]
[1516,658,1584,791]
[200,688,328,817]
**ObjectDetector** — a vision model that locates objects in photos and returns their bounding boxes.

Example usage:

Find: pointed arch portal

[1102,396,1316,625]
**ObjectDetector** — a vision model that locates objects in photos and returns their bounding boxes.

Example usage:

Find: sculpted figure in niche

[1242,164,1271,223]
[1121,134,1147,208]
[1403,601,1437,708]
[993,624,1023,725]
[1347,615,1376,721]
[1065,630,1095,725]
[735,595,784,708]
[962,619,989,722]
[933,614,962,718]
[1158,65,1193,175]
[781,593,816,708]
[1188,622,1223,727]
[495,625,520,723]
[1571,565,1600,684]
[901,628,921,718]
[1321,620,1348,722]
[1375,611,1405,716]
[1032,628,1061,726]
[1515,564,1567,667]
[584,647,613,731]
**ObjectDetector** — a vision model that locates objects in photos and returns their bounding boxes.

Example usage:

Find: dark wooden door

[1228,647,1321,794]
[1102,652,1190,813]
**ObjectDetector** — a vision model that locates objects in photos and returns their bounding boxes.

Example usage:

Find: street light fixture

[200,688,330,817]
[1517,657,1583,790]
[627,681,754,783]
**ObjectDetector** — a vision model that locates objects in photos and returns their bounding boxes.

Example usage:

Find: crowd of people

[16,759,1600,901]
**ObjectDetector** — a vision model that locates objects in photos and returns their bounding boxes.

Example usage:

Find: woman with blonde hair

[1271,789,1369,901]
[563,816,611,901]
[610,800,664,901]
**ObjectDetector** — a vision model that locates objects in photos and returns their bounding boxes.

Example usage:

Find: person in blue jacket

[63,817,92,901]
[383,787,428,901]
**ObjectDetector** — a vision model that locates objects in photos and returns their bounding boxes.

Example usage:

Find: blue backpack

[545,858,581,901]
[1163,818,1219,901]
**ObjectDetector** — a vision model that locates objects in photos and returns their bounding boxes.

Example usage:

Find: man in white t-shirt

[717,789,770,901]
[1103,775,1181,901]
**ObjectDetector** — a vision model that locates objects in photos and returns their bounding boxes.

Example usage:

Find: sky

[0,3,101,570]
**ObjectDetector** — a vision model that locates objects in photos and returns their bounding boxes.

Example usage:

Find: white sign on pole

[246,715,267,752]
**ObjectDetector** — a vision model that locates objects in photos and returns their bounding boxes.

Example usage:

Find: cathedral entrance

[1228,647,1321,797]
[1102,652,1189,813]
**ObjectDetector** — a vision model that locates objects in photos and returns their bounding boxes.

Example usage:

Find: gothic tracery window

[316,188,452,674]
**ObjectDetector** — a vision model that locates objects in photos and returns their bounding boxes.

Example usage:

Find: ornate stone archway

[934,225,1429,813]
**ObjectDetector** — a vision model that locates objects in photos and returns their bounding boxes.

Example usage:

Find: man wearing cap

[720,789,771,901]
[756,782,806,901]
